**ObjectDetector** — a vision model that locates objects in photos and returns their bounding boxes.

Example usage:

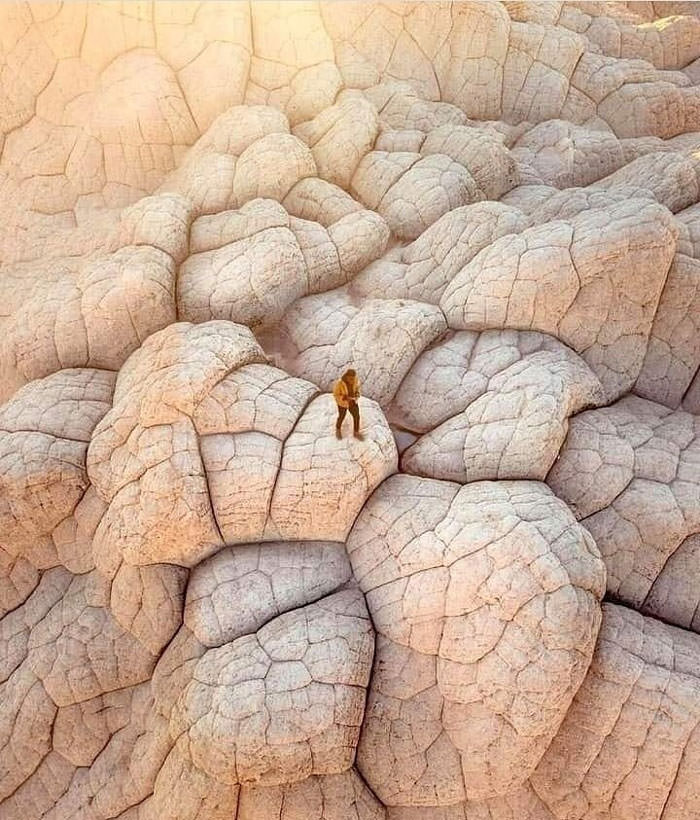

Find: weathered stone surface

[386,785,554,820]
[87,321,263,569]
[87,321,395,567]
[592,151,700,212]
[184,541,351,647]
[0,369,115,569]
[4,244,178,390]
[635,252,700,407]
[402,347,604,482]
[239,769,386,820]
[139,738,240,820]
[277,289,447,406]
[532,603,700,820]
[440,199,677,400]
[348,476,605,804]
[26,569,158,706]
[294,90,379,190]
[3,3,700,817]
[171,589,374,787]
[389,330,574,432]
[643,534,700,632]
[549,396,700,629]
[179,196,388,329]
[511,120,626,188]
[351,150,481,241]
[43,683,172,819]
[351,202,528,304]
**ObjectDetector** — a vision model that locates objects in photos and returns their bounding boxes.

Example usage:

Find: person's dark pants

[336,401,360,435]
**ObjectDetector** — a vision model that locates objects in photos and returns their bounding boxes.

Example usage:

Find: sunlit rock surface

[3,2,700,818]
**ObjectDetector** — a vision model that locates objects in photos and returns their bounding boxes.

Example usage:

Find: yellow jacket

[333,377,360,408]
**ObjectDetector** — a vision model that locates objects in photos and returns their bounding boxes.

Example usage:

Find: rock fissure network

[2,2,700,818]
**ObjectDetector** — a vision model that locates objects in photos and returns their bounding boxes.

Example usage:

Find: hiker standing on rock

[333,368,364,440]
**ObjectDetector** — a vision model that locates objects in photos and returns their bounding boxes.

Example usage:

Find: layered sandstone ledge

[3,3,700,819]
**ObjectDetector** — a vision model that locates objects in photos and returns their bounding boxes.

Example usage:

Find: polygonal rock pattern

[401,344,604,482]
[3,2,700,819]
[0,368,115,570]
[351,201,529,304]
[87,320,396,569]
[171,588,374,787]
[275,289,448,406]
[439,198,677,400]
[184,541,352,647]
[1,194,189,401]
[636,208,700,407]
[238,769,387,820]
[349,121,518,240]
[532,603,700,820]
[178,193,389,330]
[347,476,605,805]
[549,395,700,630]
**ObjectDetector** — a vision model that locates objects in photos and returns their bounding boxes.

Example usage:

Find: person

[333,368,363,440]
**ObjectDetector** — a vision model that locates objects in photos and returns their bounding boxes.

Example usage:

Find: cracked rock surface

[3,2,700,818]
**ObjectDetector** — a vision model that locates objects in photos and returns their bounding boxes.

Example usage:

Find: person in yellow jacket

[333,368,364,440]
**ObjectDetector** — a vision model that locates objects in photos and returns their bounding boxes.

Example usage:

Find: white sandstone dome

[2,3,700,819]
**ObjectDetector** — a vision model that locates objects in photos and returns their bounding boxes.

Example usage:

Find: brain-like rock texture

[3,3,700,819]
[347,476,605,805]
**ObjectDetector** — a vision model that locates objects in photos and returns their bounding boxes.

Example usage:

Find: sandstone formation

[2,3,700,819]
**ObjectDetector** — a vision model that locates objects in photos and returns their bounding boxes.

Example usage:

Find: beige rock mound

[440,199,677,399]
[0,322,390,819]
[635,202,700,407]
[275,289,447,406]
[158,105,316,216]
[184,541,352,647]
[401,346,604,482]
[0,368,115,574]
[347,475,605,805]
[388,330,587,433]
[351,201,528,304]
[88,321,397,569]
[178,193,388,330]
[511,120,627,189]
[550,396,700,629]
[0,192,191,402]
[3,2,700,818]
[170,588,374,787]
[293,90,379,190]
[349,121,518,240]
[239,770,386,820]
[532,603,700,820]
